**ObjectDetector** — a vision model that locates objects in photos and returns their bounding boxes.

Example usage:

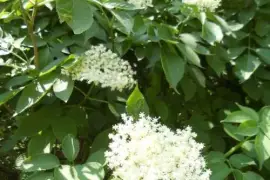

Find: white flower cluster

[105,113,211,180]
[182,0,222,12]
[127,0,152,9]
[62,44,136,91]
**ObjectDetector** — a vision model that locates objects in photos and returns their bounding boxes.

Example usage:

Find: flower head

[182,0,222,12]
[62,44,136,91]
[127,0,152,9]
[106,113,211,180]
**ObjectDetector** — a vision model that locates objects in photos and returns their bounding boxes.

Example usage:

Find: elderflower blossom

[127,0,152,8]
[182,0,222,12]
[105,113,211,180]
[62,44,136,91]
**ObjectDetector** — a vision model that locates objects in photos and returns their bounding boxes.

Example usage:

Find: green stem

[80,84,94,105]
[19,0,39,69]
[225,137,252,158]
[74,86,109,104]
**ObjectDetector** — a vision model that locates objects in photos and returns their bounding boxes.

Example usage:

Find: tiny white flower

[106,113,211,180]
[62,44,136,91]
[182,0,222,12]
[127,0,153,8]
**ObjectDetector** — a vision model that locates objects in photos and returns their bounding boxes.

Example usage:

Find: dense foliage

[1,0,270,179]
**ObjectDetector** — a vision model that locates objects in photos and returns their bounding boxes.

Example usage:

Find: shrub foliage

[1,0,270,179]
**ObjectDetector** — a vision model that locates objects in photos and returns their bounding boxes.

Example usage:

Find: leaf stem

[74,86,109,104]
[225,137,252,158]
[19,0,39,69]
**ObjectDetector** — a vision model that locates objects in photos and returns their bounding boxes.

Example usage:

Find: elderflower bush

[182,0,222,12]
[106,113,211,180]
[62,44,136,91]
[1,0,270,179]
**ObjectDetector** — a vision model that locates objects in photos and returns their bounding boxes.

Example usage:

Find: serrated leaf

[62,134,80,162]
[161,46,185,92]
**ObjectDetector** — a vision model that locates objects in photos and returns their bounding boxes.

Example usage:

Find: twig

[19,0,39,69]
[74,86,109,104]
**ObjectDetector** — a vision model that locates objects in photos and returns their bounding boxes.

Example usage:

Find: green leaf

[255,19,270,37]
[255,132,270,169]
[38,47,53,69]
[237,120,259,136]
[21,154,60,172]
[126,85,149,118]
[62,134,80,162]
[243,171,264,180]
[180,76,197,101]
[223,124,244,141]
[111,10,134,34]
[234,54,261,82]
[256,48,270,64]
[54,165,77,179]
[5,76,33,90]
[91,128,112,153]
[54,163,105,180]
[221,111,254,123]
[161,46,185,92]
[237,103,259,122]
[76,162,105,180]
[260,106,270,123]
[238,7,256,24]
[206,54,226,76]
[15,73,57,114]
[15,106,58,137]
[189,66,206,88]
[242,78,263,101]
[209,162,231,180]
[177,43,201,67]
[0,89,22,106]
[27,172,54,180]
[51,116,77,141]
[227,47,246,60]
[229,154,256,169]
[27,129,56,156]
[202,21,223,45]
[206,151,226,164]
[53,75,74,103]
[87,149,106,166]
[55,0,94,34]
